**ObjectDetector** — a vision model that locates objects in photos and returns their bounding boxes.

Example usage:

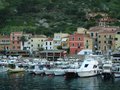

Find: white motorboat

[65,68,78,78]
[77,57,100,77]
[28,64,36,74]
[102,61,113,79]
[33,65,44,75]
[44,68,54,75]
[113,64,120,78]
[53,68,65,76]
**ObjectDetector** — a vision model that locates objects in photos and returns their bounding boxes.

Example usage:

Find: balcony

[0,42,10,45]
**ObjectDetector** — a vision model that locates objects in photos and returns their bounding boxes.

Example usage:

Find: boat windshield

[84,64,89,68]
[30,66,35,69]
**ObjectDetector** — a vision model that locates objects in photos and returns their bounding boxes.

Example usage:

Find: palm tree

[20,36,27,50]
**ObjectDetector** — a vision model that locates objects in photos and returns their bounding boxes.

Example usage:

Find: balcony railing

[0,42,10,45]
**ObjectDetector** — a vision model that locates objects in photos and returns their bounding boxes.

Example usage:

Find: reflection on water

[0,73,120,90]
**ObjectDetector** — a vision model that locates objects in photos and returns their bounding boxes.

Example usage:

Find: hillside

[0,0,120,36]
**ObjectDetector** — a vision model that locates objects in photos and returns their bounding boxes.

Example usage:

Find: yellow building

[98,29,117,53]
[0,35,10,51]
[61,37,69,49]
[84,35,93,50]
[114,31,120,51]
[24,35,47,54]
[53,33,69,49]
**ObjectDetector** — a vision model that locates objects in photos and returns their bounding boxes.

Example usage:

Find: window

[38,44,40,47]
[17,46,20,49]
[72,43,74,47]
[78,37,80,40]
[99,35,101,38]
[31,45,33,47]
[93,65,97,68]
[96,33,98,37]
[50,42,52,45]
[41,40,43,42]
[46,42,47,45]
[104,35,106,38]
[86,46,88,49]
[13,46,15,49]
[104,46,106,50]
[31,39,33,42]
[99,41,101,43]
[17,37,19,40]
[84,64,88,68]
[117,32,120,34]
[115,38,118,41]
[99,47,100,49]
[17,41,19,44]
[72,37,74,40]
[104,41,106,43]
[13,41,14,44]
[86,40,88,42]
[91,33,94,37]
[109,35,112,39]
[12,36,15,40]
[78,43,80,48]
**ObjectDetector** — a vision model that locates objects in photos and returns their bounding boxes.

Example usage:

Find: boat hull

[114,72,120,78]
[7,68,25,73]
[34,70,44,75]
[54,70,65,76]
[78,71,98,77]
[44,69,54,75]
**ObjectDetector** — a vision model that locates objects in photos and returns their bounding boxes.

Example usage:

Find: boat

[28,64,36,74]
[64,61,81,78]
[102,61,114,79]
[113,64,120,78]
[7,64,25,73]
[53,68,65,76]
[33,65,44,75]
[44,68,54,75]
[65,68,78,78]
[77,56,100,77]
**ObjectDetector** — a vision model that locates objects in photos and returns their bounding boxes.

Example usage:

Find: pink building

[69,33,84,55]
[10,32,23,50]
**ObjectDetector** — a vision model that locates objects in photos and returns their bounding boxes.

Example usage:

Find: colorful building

[53,33,69,49]
[84,35,93,50]
[89,26,120,54]
[69,33,84,55]
[114,31,120,51]
[61,36,69,50]
[43,38,54,50]
[24,35,47,54]
[21,33,32,50]
[0,35,10,51]
[10,32,23,50]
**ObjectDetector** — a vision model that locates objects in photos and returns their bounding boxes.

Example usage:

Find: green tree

[57,45,62,50]
[20,36,27,47]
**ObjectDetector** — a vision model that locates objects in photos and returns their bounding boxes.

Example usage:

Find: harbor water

[0,72,120,90]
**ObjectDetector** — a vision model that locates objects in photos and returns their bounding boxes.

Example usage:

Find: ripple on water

[0,73,120,90]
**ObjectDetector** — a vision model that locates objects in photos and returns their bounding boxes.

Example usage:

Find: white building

[21,34,32,50]
[43,38,54,50]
